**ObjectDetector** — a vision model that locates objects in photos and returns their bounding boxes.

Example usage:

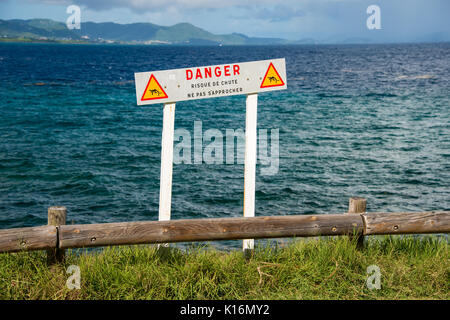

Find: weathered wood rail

[0,205,448,256]
[0,225,57,253]
[59,214,364,249]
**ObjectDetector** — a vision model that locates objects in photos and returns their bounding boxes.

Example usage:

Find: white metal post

[159,102,176,224]
[243,93,258,253]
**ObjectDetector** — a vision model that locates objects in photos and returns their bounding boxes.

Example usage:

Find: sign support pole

[243,93,258,256]
[158,102,176,247]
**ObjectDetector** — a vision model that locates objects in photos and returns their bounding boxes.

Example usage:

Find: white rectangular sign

[134,58,286,105]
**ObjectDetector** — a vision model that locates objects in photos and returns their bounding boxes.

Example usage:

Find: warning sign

[134,58,286,105]
[260,62,285,88]
[141,74,168,101]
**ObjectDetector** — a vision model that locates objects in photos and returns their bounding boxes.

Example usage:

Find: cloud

[9,0,367,20]
[5,0,450,41]
[24,0,271,13]
[253,5,305,22]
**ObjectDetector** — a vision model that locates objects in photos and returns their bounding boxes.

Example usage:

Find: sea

[0,42,449,248]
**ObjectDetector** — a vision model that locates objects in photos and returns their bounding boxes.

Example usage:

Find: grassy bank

[0,236,448,300]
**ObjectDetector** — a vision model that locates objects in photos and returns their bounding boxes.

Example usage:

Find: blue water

[0,43,449,244]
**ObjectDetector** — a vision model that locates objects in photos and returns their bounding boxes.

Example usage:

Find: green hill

[0,18,289,45]
[0,19,80,40]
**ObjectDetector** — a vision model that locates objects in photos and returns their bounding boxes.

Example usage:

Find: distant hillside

[0,19,80,40]
[0,19,290,45]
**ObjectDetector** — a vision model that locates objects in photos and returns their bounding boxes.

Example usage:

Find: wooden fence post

[347,197,366,248]
[47,206,66,264]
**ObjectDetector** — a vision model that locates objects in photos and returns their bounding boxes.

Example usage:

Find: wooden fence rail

[0,225,57,253]
[0,210,448,254]
[59,214,364,249]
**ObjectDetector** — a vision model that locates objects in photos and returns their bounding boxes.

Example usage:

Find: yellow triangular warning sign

[141,74,168,101]
[260,62,285,88]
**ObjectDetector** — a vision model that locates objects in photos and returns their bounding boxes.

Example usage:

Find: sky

[0,0,449,42]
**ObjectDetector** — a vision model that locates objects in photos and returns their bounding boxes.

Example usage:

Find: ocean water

[0,43,449,246]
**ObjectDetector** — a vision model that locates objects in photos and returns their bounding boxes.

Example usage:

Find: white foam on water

[395,74,434,80]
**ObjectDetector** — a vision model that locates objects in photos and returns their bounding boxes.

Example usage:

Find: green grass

[0,236,448,300]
